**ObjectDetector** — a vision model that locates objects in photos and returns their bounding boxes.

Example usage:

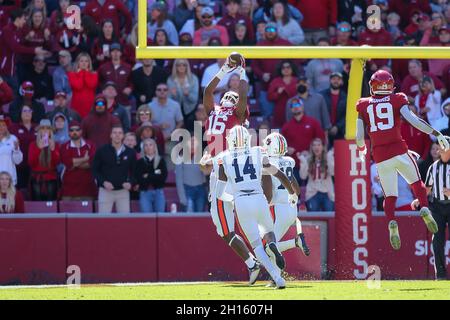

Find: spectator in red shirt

[268,60,299,128]
[68,52,99,118]
[252,22,292,119]
[60,121,97,200]
[0,8,48,87]
[0,0,21,30]
[28,119,60,201]
[0,76,13,108]
[281,98,325,182]
[91,20,120,67]
[98,43,132,110]
[401,104,431,160]
[18,9,51,71]
[83,0,132,37]
[404,10,421,35]
[81,94,121,148]
[420,25,450,78]
[330,22,357,46]
[389,0,431,29]
[49,0,70,34]
[401,59,445,103]
[218,0,255,44]
[9,105,36,189]
[9,81,46,124]
[193,7,229,46]
[288,0,337,45]
[358,25,393,71]
[0,171,24,213]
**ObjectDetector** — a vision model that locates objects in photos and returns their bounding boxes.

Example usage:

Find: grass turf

[0,281,449,300]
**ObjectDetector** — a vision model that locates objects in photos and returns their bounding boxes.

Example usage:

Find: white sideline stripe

[0,282,221,290]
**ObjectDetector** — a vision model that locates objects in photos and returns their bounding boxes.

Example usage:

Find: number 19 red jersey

[205,105,249,157]
[356,93,409,163]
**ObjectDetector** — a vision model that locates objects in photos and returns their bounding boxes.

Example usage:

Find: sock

[265,245,281,275]
[244,257,255,268]
[278,239,297,252]
[383,196,397,220]
[254,245,281,281]
[410,180,429,208]
[295,218,303,234]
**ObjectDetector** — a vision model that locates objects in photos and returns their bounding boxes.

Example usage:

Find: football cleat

[274,276,286,289]
[296,233,311,256]
[389,220,401,250]
[420,207,438,234]
[248,260,261,285]
[267,242,286,270]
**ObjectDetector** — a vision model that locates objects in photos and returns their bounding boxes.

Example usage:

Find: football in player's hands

[228,52,245,68]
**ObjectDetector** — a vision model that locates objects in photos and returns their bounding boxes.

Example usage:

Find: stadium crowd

[0,0,449,214]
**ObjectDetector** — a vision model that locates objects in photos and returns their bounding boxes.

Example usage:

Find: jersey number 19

[367,103,394,132]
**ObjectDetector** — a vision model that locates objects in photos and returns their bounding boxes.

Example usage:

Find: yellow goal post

[137,0,450,140]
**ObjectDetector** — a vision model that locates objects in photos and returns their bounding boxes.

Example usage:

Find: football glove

[436,133,450,152]
[288,193,298,208]
[357,144,367,162]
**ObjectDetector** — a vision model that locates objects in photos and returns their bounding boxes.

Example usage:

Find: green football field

[0,281,449,300]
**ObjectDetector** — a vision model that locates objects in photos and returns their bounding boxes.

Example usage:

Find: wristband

[216,68,227,80]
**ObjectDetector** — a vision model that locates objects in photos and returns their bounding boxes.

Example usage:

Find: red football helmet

[369,70,395,96]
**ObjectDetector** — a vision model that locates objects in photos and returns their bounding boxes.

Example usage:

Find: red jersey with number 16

[205,105,249,157]
[356,93,409,163]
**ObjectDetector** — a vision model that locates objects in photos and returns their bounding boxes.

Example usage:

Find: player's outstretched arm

[400,105,450,151]
[203,58,234,114]
[262,157,295,194]
[291,176,301,196]
[235,66,248,122]
[355,113,366,149]
[355,113,367,161]
[216,163,228,200]
[261,174,273,204]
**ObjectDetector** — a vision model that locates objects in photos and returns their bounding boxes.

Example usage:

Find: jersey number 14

[232,157,257,183]
[367,103,394,132]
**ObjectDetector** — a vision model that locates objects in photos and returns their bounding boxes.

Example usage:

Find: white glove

[437,134,450,151]
[288,193,298,208]
[199,152,212,166]
[358,145,367,162]
[237,66,246,80]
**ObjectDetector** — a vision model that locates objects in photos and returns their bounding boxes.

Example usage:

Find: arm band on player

[400,105,434,135]
[356,118,366,148]
[216,180,227,201]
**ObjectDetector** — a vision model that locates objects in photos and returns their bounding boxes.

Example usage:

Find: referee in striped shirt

[415,137,450,280]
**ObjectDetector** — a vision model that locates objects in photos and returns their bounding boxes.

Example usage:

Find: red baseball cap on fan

[19,81,34,97]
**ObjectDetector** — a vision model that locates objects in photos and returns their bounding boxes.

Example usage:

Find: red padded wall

[67,217,158,283]
[0,218,66,285]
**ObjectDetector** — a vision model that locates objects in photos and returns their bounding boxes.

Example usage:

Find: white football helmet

[263,132,288,157]
[226,125,251,150]
[220,91,239,107]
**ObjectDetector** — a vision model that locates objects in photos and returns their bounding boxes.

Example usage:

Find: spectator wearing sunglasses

[193,7,229,46]
[59,121,97,200]
[330,22,357,46]
[81,94,121,148]
[148,83,184,143]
